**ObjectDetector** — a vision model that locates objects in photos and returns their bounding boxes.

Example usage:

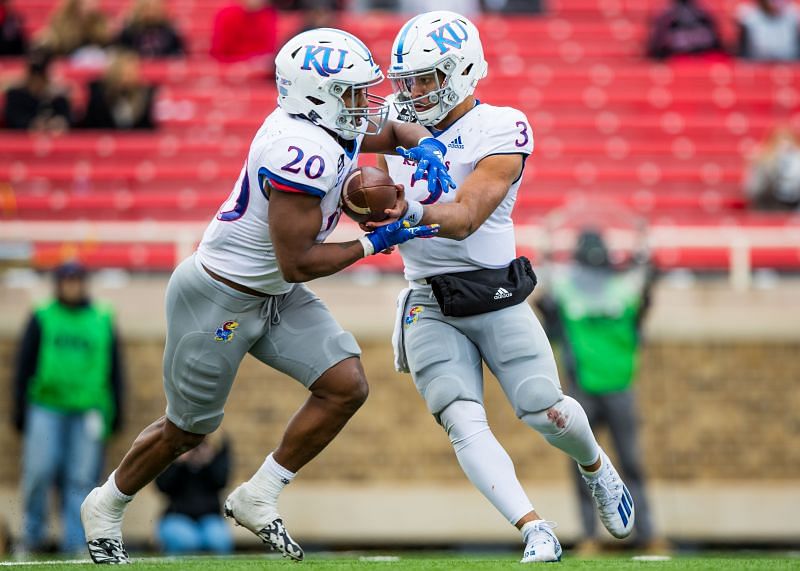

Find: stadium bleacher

[1,1,799,272]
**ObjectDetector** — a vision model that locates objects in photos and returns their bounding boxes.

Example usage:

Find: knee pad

[324,330,361,360]
[511,374,563,417]
[409,333,481,415]
[439,400,489,451]
[424,375,472,416]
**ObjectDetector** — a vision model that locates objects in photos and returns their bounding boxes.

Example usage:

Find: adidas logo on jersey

[448,135,464,149]
[494,287,512,300]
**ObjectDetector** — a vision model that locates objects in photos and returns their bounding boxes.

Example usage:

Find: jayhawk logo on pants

[214,320,239,343]
[404,306,424,328]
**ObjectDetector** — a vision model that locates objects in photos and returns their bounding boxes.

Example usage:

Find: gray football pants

[162,255,361,434]
[399,288,564,418]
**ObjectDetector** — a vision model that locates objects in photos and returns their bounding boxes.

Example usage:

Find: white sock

[91,471,132,517]
[248,453,296,506]
[440,401,535,525]
[84,471,131,539]
[522,396,601,466]
[107,471,134,503]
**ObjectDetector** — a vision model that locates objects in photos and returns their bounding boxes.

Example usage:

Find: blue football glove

[396,137,456,200]
[366,220,439,254]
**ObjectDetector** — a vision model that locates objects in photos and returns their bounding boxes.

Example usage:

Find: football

[340,166,399,224]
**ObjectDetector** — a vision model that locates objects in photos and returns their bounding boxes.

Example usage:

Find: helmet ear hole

[461,63,473,76]
[306,96,325,106]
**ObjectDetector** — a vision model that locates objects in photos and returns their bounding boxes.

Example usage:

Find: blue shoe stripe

[624,485,634,508]
[620,492,632,517]
[617,503,629,527]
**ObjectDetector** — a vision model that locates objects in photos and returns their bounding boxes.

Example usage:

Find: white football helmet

[275,28,388,140]
[388,11,488,127]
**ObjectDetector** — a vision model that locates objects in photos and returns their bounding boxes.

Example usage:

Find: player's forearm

[420,202,476,240]
[280,241,366,283]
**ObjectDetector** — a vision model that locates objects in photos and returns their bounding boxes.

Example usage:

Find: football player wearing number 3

[80,28,450,564]
[375,12,635,562]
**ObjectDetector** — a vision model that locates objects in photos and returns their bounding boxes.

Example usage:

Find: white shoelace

[585,467,622,509]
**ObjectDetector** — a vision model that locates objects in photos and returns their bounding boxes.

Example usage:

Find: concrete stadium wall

[0,273,798,546]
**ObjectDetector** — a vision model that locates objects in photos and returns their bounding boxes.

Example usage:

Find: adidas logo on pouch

[494,287,512,300]
[448,135,464,149]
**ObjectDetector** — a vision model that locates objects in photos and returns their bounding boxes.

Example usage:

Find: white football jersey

[384,101,534,282]
[197,108,362,294]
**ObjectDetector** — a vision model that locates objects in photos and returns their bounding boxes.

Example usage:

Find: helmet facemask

[326,77,389,140]
[389,57,461,127]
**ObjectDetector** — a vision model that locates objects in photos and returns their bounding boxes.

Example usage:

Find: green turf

[2,553,799,570]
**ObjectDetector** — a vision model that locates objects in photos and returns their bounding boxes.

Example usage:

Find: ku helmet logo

[301,45,348,77]
[427,20,469,55]
[214,320,239,343]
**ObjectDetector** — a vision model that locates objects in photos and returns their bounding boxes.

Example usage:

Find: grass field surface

[1,553,798,570]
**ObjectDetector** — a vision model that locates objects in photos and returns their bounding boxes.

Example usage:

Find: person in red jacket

[210,0,277,65]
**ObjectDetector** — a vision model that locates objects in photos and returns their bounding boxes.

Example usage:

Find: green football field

[2,552,799,570]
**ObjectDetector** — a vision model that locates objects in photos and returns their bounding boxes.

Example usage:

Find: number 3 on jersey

[217,148,326,221]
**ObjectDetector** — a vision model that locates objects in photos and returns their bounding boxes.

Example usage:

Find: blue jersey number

[515,121,529,148]
[218,168,250,221]
[281,146,326,180]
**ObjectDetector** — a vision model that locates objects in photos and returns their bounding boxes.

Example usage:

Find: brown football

[340,166,398,224]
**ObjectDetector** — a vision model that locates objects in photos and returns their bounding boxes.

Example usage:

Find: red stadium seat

[2,6,796,271]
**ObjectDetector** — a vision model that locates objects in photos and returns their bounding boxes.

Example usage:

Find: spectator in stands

[79,50,157,130]
[296,0,338,35]
[737,0,800,61]
[745,125,800,210]
[210,0,278,66]
[116,0,184,58]
[647,0,726,60]
[12,262,124,554]
[154,435,233,555]
[3,48,72,133]
[37,0,111,61]
[398,0,480,16]
[535,229,665,555]
[0,0,27,56]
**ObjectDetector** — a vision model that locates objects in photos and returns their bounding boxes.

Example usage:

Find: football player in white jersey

[376,11,635,562]
[80,28,449,564]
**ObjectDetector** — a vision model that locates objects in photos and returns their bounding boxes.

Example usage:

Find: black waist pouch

[427,256,537,317]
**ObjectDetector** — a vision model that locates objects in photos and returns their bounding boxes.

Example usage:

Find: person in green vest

[536,228,665,554]
[12,262,124,554]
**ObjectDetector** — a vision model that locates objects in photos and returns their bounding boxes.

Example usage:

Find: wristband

[418,136,447,155]
[358,236,375,257]
[404,200,424,227]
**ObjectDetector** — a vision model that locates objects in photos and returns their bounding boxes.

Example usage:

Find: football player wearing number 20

[376,11,635,563]
[80,28,449,564]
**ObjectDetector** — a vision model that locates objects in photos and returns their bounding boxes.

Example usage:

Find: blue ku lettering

[301,45,348,77]
[427,20,469,55]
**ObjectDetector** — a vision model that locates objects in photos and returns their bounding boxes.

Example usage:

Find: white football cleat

[582,452,635,539]
[81,487,130,564]
[520,520,562,563]
[224,482,304,561]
